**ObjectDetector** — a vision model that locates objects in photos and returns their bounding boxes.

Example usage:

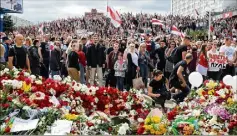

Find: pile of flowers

[1,68,237,135]
[166,79,237,135]
[0,68,152,135]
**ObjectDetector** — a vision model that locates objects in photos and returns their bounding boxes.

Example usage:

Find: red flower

[25,78,31,85]
[7,96,12,101]
[137,126,145,135]
[108,127,112,132]
[4,126,11,133]
[86,121,94,127]
[2,103,10,109]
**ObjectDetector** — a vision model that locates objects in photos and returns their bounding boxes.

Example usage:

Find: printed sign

[209,54,228,69]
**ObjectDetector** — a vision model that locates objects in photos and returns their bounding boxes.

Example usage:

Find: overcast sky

[12,0,170,23]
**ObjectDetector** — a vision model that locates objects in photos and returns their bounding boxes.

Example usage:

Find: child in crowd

[114,52,127,91]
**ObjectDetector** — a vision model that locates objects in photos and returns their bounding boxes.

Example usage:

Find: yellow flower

[208,89,214,95]
[206,80,217,89]
[21,81,31,92]
[196,88,204,96]
[64,113,79,120]
[151,116,161,123]
[145,117,151,124]
[227,98,234,105]
[144,125,152,131]
[150,129,155,135]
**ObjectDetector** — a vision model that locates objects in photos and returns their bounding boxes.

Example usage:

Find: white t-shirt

[219,45,235,61]
[207,50,220,72]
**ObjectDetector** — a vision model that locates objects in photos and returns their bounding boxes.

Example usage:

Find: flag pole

[106,0,108,17]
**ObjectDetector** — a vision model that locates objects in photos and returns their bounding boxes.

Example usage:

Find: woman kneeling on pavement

[147,69,171,112]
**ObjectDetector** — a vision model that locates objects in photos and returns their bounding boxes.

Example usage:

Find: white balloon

[188,72,203,87]
[223,75,234,86]
[232,76,237,92]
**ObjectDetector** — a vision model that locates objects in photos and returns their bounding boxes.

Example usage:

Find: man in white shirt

[219,37,236,79]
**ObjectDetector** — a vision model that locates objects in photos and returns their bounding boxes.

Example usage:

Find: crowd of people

[0,11,237,111]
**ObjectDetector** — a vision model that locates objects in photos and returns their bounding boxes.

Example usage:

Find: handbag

[133,72,144,89]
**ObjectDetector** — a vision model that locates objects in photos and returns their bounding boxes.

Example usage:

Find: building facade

[171,0,237,17]
[10,15,33,27]
[84,9,104,18]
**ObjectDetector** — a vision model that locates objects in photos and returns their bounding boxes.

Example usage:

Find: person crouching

[148,69,170,112]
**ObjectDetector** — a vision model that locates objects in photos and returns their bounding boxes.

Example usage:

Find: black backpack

[167,47,179,64]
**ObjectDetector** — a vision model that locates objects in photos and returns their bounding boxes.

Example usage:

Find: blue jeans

[51,71,60,78]
[79,63,86,84]
[116,76,124,91]
[139,64,148,87]
[173,86,190,102]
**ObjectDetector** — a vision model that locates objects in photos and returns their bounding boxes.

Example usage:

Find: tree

[3,15,15,33]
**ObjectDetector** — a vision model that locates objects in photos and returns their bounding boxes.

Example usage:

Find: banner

[208,54,228,69]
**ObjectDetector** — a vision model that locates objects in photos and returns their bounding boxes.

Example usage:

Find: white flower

[118,123,129,135]
[130,110,136,116]
[94,98,99,103]
[30,75,36,81]
[208,115,218,125]
[137,118,144,123]
[192,109,201,117]
[23,106,31,110]
[198,121,204,126]
[125,102,131,110]
[24,72,30,77]
[49,88,56,95]
[35,80,42,85]
[3,68,9,73]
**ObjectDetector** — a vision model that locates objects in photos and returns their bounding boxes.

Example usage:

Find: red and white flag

[38,24,44,35]
[107,6,122,28]
[151,18,164,26]
[171,25,185,38]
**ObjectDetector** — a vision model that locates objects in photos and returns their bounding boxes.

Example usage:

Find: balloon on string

[188,72,203,88]
[223,75,234,86]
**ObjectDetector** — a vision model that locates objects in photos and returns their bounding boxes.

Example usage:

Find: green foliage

[3,15,15,33]
[187,29,208,41]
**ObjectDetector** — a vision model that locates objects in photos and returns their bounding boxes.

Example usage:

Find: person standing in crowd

[126,42,139,90]
[188,44,198,73]
[119,39,127,53]
[106,42,120,87]
[220,37,236,79]
[87,35,105,86]
[24,37,32,50]
[152,39,167,72]
[165,41,176,79]
[138,43,150,87]
[81,37,88,54]
[196,44,209,80]
[0,44,5,65]
[2,37,11,62]
[173,36,191,65]
[39,34,50,78]
[28,39,41,75]
[67,40,80,82]
[78,42,86,84]
[169,53,193,103]
[50,41,61,78]
[114,52,127,91]
[8,34,30,72]
[148,69,169,112]
[207,41,220,80]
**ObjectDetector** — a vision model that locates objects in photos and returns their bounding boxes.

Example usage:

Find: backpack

[167,47,179,64]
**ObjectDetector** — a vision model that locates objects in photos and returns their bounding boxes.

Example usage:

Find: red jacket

[198,53,208,68]
[77,51,86,67]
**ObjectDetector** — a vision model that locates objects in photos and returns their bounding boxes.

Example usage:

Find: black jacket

[50,49,61,71]
[87,43,105,68]
[28,45,40,68]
